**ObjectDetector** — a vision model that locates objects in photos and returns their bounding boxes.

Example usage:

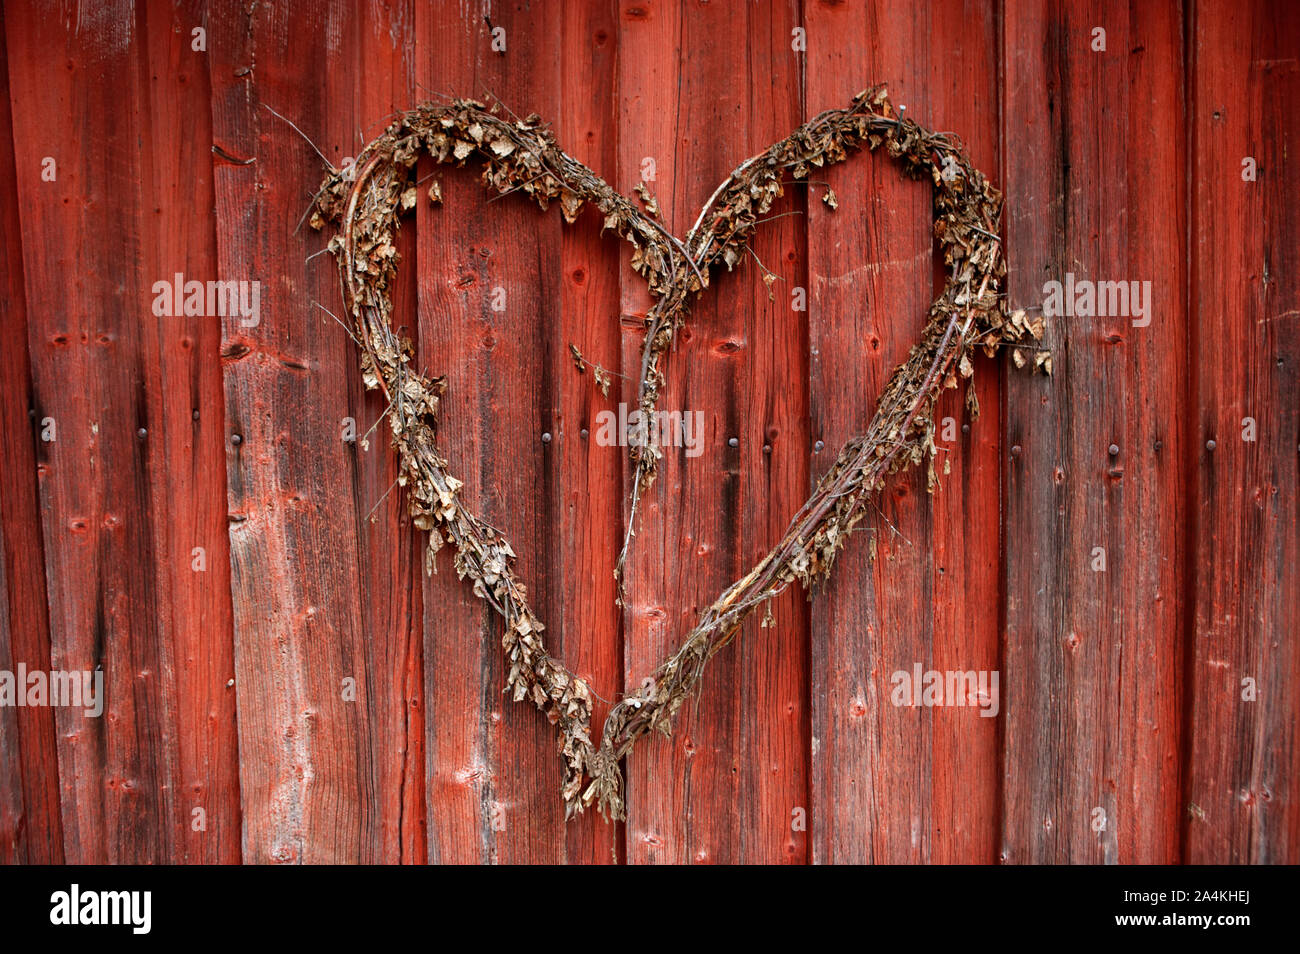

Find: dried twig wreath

[311,85,1047,821]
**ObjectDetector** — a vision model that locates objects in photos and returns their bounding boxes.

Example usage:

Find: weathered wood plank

[556,0,626,866]
[6,0,140,864]
[617,0,809,864]
[0,0,64,865]
[1185,0,1300,864]
[4,0,216,862]
[133,0,243,863]
[806,0,999,864]
[1000,0,1186,863]
[208,0,390,863]
[340,0,427,867]
[415,0,586,863]
[921,1,1005,865]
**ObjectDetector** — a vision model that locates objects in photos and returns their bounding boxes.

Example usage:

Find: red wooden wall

[1,0,1296,864]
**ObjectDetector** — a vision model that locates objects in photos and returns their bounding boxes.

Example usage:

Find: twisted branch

[311,87,1047,820]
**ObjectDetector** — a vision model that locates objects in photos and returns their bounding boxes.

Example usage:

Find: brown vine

[310,85,1047,821]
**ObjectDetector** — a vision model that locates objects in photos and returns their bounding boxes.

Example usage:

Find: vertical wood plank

[416,0,581,863]
[3,0,247,862]
[208,0,394,863]
[805,0,1004,864]
[617,0,809,864]
[805,0,934,864]
[7,0,150,864]
[342,0,427,867]
[1185,0,1300,864]
[134,0,243,863]
[0,0,64,864]
[1000,0,1186,863]
[922,2,1005,865]
[557,0,625,865]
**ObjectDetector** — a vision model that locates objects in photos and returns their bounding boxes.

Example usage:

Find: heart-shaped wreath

[310,85,1047,821]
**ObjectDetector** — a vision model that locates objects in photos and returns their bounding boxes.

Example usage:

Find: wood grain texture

[7,0,140,863]
[0,0,64,864]
[617,0,809,864]
[208,1,388,863]
[2,0,248,863]
[341,0,427,868]
[922,1,1005,865]
[1000,0,1187,863]
[807,0,934,865]
[556,0,626,866]
[0,0,1294,865]
[805,0,1004,864]
[134,0,242,864]
[415,0,579,864]
[1184,0,1300,864]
